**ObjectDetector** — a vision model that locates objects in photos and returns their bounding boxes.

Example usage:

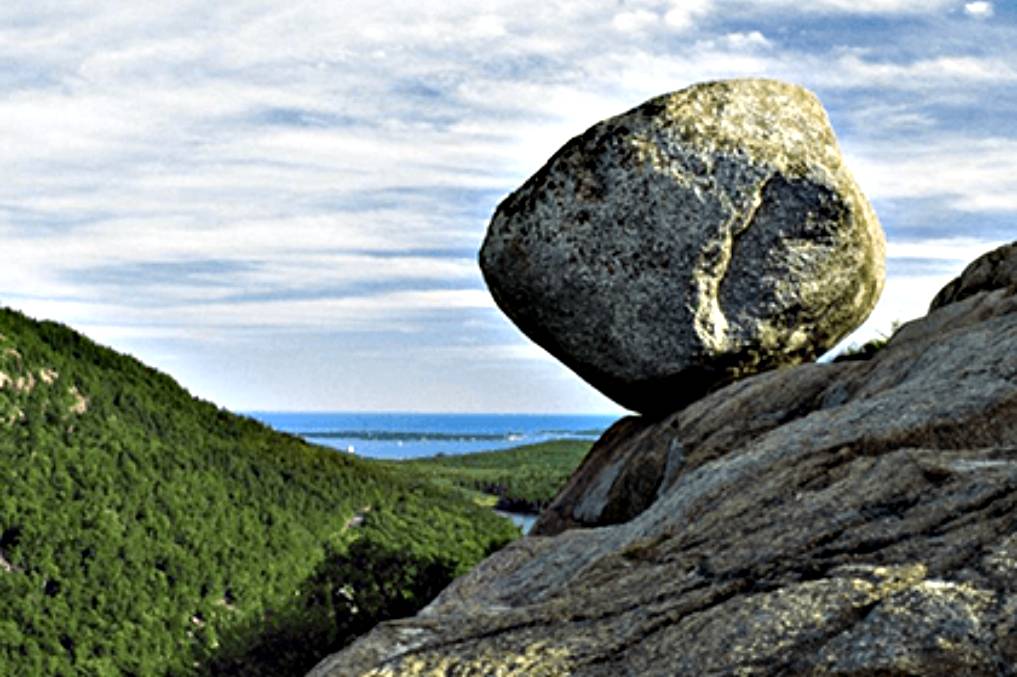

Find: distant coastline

[247,411,615,461]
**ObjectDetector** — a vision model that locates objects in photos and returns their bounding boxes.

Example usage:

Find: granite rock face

[480,79,885,415]
[311,242,1017,676]
[930,241,1017,311]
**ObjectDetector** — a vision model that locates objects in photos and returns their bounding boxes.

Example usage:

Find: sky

[1,1,1014,414]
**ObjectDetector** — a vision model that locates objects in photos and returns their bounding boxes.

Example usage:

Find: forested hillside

[0,307,517,675]
[396,439,593,513]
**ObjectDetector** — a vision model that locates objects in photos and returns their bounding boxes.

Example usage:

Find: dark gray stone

[480,79,885,415]
[930,241,1017,311]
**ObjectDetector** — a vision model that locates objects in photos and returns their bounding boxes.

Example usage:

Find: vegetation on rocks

[832,321,900,362]
[0,307,517,676]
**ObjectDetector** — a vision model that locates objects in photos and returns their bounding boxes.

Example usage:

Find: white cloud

[464,15,508,39]
[820,54,1017,89]
[723,31,772,50]
[964,2,994,18]
[745,0,954,13]
[613,9,660,33]
[426,342,558,364]
[7,288,496,338]
[693,31,773,52]
[848,137,1017,211]
[664,0,714,30]
[838,102,937,134]
[1,0,1014,411]
[886,238,1010,263]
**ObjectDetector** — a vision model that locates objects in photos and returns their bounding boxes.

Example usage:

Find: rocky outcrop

[930,241,1017,311]
[531,415,677,535]
[311,242,1017,676]
[0,334,74,425]
[480,79,885,415]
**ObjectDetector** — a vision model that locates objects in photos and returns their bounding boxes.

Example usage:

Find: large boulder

[311,242,1017,676]
[480,79,885,415]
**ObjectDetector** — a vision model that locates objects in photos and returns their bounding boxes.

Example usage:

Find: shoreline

[494,509,539,535]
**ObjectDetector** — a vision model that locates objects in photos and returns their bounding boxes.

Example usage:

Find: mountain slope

[0,307,517,675]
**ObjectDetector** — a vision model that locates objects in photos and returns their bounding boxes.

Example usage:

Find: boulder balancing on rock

[480,79,885,415]
[311,243,1017,676]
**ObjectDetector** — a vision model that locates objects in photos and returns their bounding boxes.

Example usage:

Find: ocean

[247,411,616,461]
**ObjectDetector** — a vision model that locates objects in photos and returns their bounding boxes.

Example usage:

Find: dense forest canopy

[0,307,517,675]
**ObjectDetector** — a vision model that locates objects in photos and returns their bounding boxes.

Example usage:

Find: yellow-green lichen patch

[982,533,1017,583]
[364,640,572,677]
[652,79,842,182]
[818,566,999,674]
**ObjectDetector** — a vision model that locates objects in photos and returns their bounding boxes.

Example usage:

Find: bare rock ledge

[312,241,1017,676]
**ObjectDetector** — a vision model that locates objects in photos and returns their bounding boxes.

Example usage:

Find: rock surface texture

[480,79,885,415]
[930,241,1017,311]
[311,241,1017,676]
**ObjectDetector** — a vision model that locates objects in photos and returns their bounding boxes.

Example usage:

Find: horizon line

[240,409,626,417]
